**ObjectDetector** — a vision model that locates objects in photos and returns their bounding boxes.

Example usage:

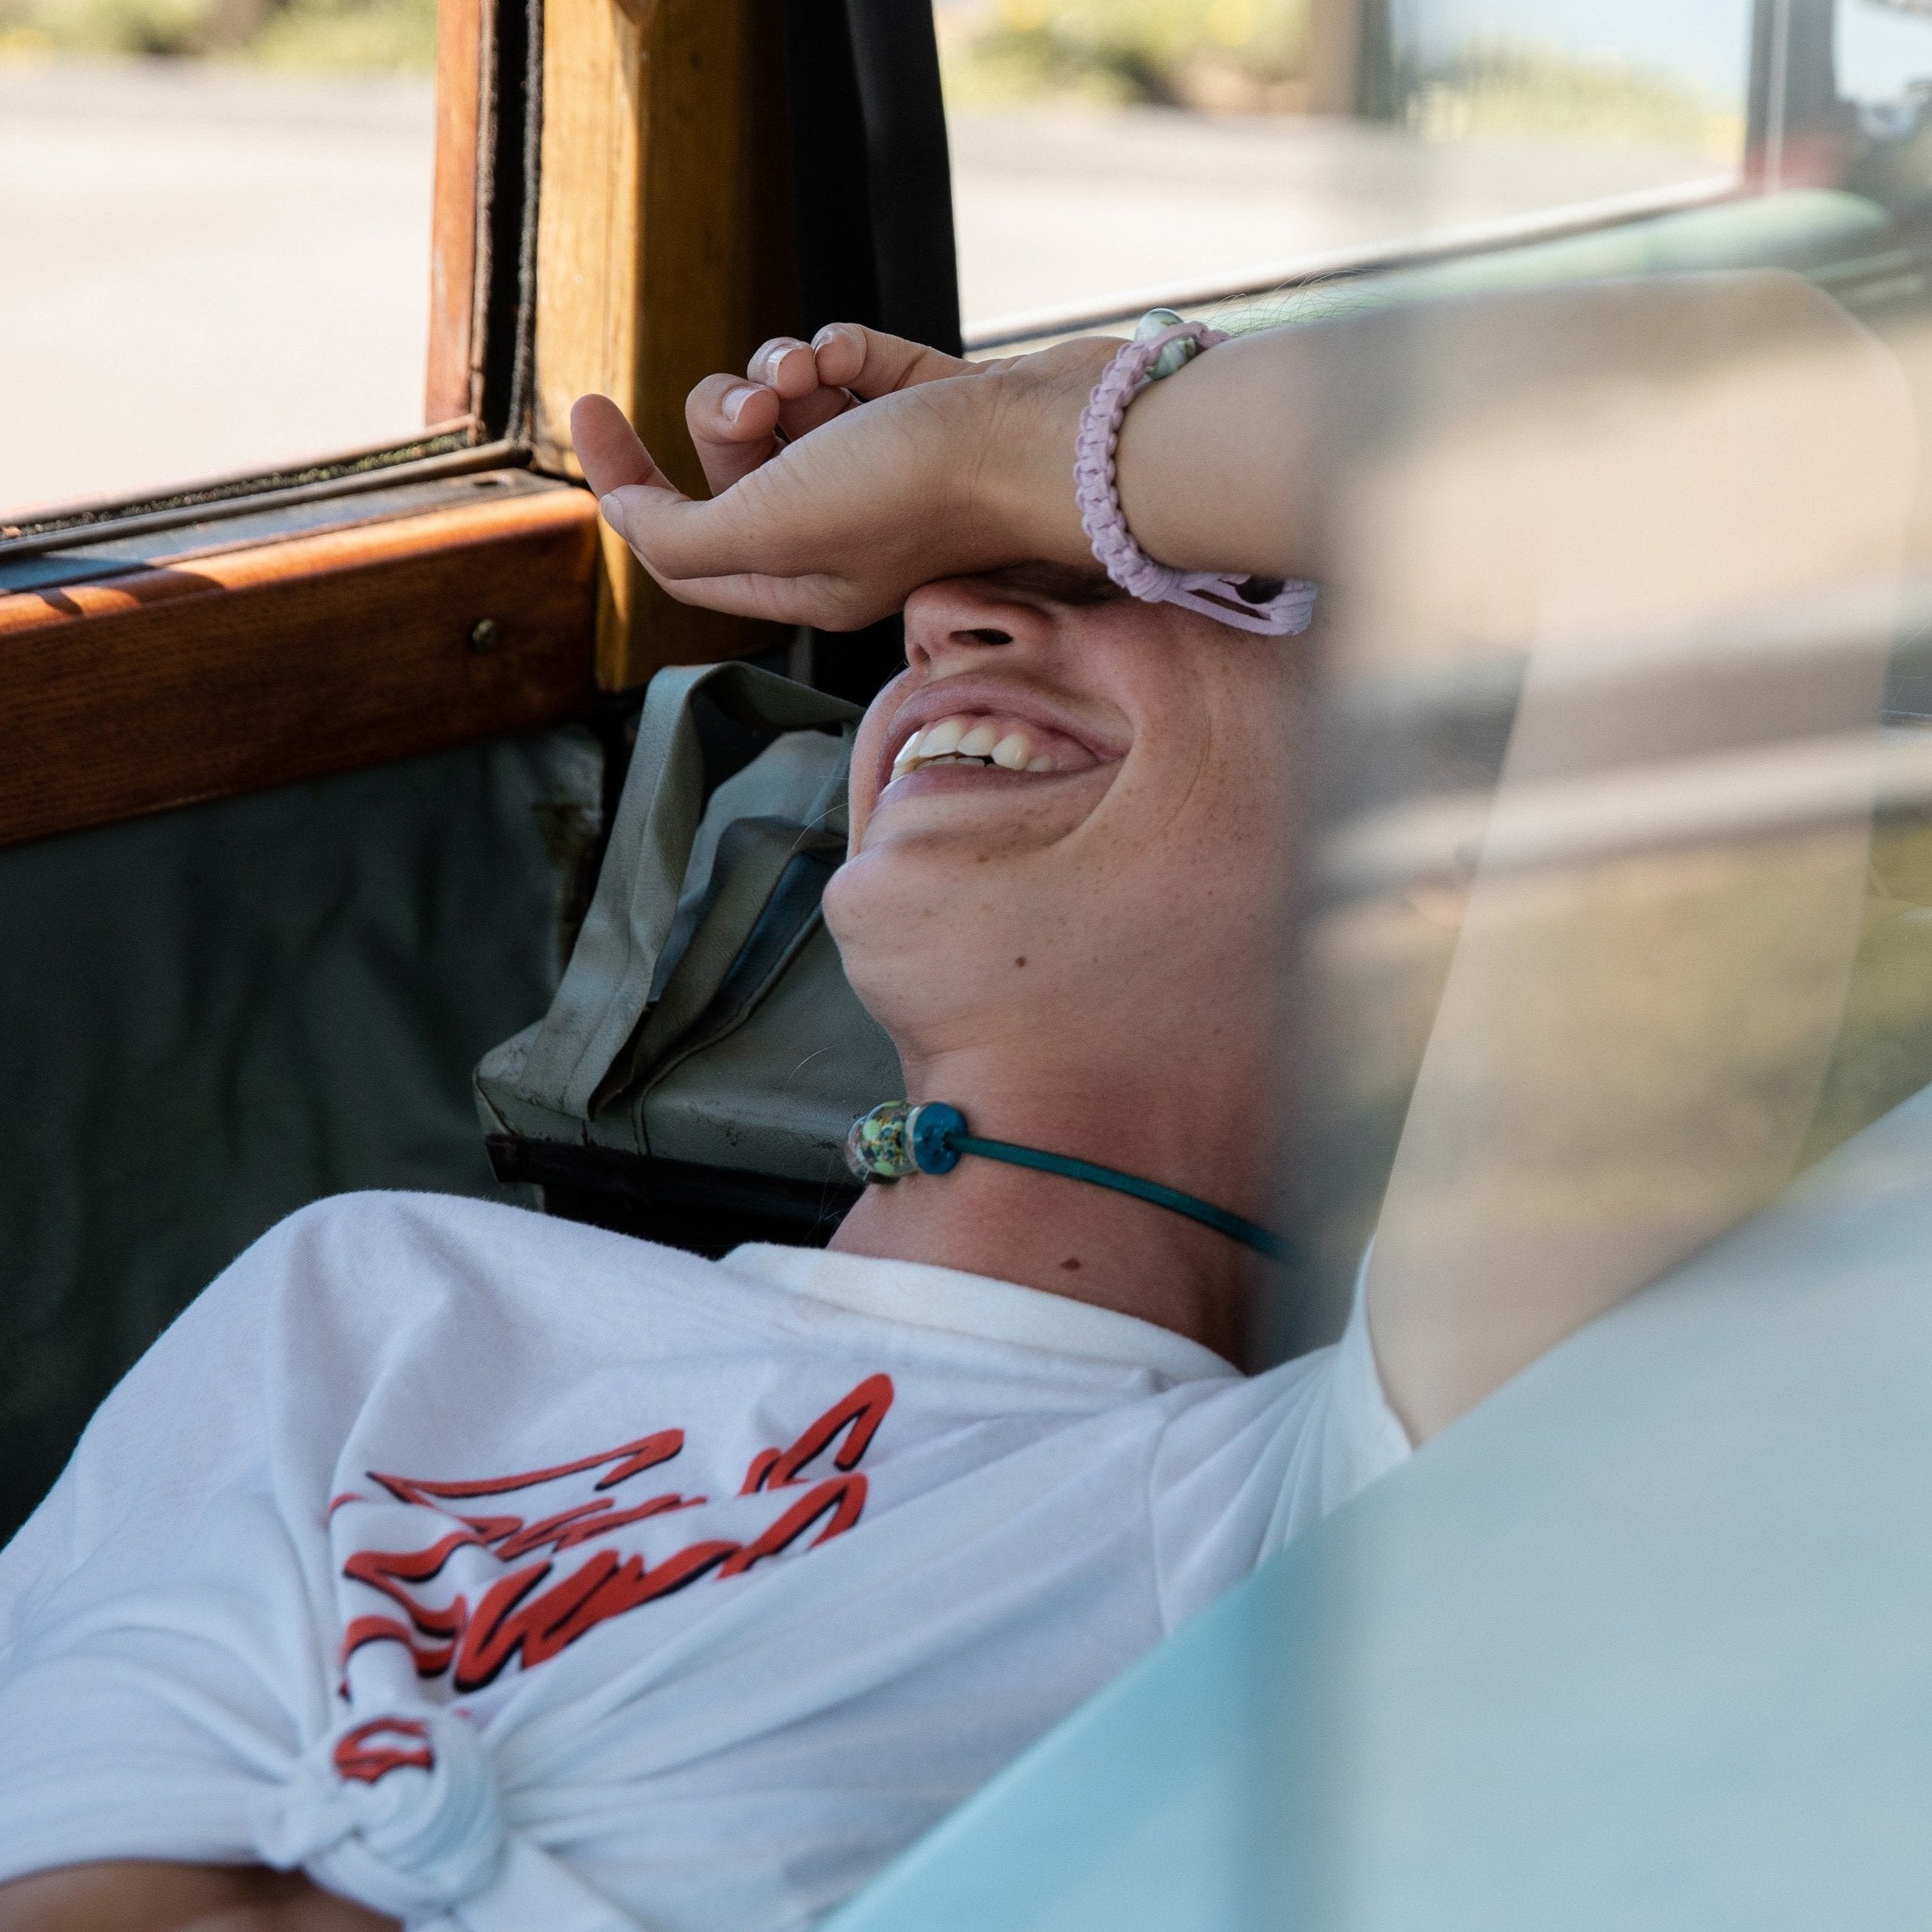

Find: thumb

[571,393,699,555]
[572,394,678,500]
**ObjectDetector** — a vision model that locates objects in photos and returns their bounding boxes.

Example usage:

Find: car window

[936,0,1752,340]
[0,10,438,519]
[1841,0,1932,188]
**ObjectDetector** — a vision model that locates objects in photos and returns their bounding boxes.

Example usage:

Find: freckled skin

[825,569,1306,1355]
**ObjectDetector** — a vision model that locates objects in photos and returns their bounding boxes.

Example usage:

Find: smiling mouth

[887,712,1094,785]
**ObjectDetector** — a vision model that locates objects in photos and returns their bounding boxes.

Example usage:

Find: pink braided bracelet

[1073,320,1317,637]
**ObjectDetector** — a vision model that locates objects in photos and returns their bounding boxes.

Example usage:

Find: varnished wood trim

[0,486,599,851]
[426,0,487,425]
[531,0,795,688]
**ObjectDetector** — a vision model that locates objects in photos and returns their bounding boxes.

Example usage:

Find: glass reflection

[940,0,1753,337]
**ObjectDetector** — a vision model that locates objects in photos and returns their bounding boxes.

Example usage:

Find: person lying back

[0,272,1898,1932]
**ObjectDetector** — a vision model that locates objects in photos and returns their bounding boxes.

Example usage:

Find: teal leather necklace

[845,1101,1291,1263]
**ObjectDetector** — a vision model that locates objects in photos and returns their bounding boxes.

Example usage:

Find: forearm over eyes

[1111,269,1871,592]
[0,1862,397,1932]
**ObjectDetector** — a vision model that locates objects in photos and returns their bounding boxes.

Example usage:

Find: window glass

[1841,0,1932,114]
[1393,0,1749,154]
[938,0,1752,338]
[0,0,437,521]
[1841,0,1932,193]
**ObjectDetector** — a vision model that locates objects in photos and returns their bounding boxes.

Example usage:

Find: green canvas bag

[475,660,903,1249]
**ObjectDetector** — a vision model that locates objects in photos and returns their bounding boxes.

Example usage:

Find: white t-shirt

[0,1190,1407,1932]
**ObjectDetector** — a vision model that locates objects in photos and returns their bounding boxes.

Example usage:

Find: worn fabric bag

[476,661,902,1238]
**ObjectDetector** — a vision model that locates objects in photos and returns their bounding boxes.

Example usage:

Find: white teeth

[890,712,1069,783]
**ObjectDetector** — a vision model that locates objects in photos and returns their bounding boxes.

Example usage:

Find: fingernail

[762,342,798,383]
[810,323,847,354]
[723,385,759,424]
[598,491,625,529]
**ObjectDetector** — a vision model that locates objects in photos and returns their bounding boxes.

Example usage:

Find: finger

[646,565,883,629]
[746,336,825,400]
[743,334,862,442]
[602,494,880,628]
[596,472,737,590]
[602,467,893,626]
[685,373,784,495]
[597,475,701,566]
[774,381,860,444]
[572,393,671,498]
[810,322,973,397]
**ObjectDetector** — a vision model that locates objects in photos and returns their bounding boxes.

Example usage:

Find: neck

[827,1045,1277,1363]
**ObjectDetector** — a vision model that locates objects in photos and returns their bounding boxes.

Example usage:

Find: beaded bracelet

[1072,317,1317,638]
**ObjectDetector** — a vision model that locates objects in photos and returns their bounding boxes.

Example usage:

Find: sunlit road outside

[1,61,436,516]
[0,56,1722,517]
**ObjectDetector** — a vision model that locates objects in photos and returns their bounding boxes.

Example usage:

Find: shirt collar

[721,1243,1238,1386]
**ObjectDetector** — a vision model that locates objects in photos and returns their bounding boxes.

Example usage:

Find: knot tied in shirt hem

[253,1706,504,1916]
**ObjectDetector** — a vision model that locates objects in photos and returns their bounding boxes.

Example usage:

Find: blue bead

[910,1102,966,1176]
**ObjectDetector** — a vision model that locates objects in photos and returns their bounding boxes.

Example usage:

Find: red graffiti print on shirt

[333,1716,435,1782]
[336,1375,893,1693]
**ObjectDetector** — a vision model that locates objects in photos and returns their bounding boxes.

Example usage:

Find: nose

[902,575,1057,672]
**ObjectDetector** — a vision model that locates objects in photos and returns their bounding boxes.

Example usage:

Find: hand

[573,324,1117,631]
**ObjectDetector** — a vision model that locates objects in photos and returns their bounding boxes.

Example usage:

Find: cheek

[1097,828,1291,971]
[1082,759,1302,967]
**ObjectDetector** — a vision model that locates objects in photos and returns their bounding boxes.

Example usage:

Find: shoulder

[1151,1342,1344,1468]
[1144,1300,1410,1627]
[76,1193,733,1476]
[1153,1290,1407,1500]
[248,1187,602,1272]
[0,1197,732,1604]
[227,1190,718,1331]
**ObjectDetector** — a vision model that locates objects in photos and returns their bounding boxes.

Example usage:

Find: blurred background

[0,0,1818,515]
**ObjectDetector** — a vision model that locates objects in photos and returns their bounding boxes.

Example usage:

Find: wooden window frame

[1,0,797,855]
[17,0,1817,858]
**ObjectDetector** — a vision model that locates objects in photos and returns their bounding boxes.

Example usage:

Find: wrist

[1073,322,1315,635]
[1113,328,1315,581]
[1111,348,1210,570]
[980,337,1120,572]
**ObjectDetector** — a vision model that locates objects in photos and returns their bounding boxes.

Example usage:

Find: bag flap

[510,661,860,1121]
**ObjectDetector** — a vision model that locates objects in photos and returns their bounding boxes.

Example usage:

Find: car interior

[7,0,1932,1921]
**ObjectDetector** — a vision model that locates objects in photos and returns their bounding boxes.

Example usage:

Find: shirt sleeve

[1147,1282,1411,1634]
[0,1204,349,1882]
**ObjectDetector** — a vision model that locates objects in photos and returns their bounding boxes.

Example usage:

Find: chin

[824,846,1037,1039]
[823,840,962,973]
